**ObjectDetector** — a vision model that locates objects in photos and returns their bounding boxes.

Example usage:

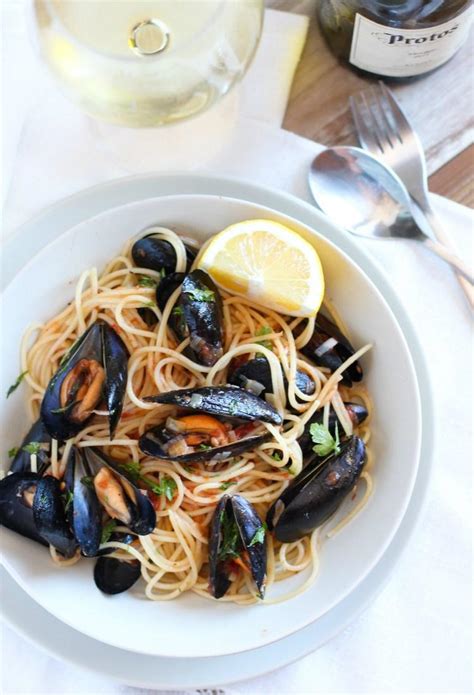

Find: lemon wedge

[198,219,325,317]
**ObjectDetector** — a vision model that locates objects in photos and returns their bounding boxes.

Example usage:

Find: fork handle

[420,205,474,307]
[422,237,474,285]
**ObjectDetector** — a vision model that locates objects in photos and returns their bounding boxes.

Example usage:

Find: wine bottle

[318,1,473,78]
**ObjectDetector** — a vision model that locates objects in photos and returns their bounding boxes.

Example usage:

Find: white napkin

[2,5,473,695]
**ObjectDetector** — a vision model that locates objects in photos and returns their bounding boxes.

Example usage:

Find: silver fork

[350,81,473,308]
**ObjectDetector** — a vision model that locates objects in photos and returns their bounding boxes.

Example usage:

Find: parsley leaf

[249,522,267,547]
[271,452,282,462]
[218,511,241,561]
[198,443,212,451]
[172,306,184,316]
[100,519,117,544]
[255,326,273,351]
[118,462,176,501]
[220,481,236,490]
[162,477,177,502]
[8,447,19,458]
[23,442,41,455]
[159,268,167,280]
[310,422,341,457]
[63,490,74,513]
[185,287,215,302]
[81,475,94,489]
[118,461,141,482]
[6,370,28,398]
[137,275,157,288]
[142,300,156,308]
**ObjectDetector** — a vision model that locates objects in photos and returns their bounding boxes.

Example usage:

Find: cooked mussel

[40,320,129,440]
[139,414,270,464]
[209,494,267,599]
[65,446,103,557]
[229,356,315,400]
[32,476,78,558]
[146,386,282,425]
[9,418,51,475]
[181,270,224,366]
[94,556,141,595]
[299,315,363,386]
[298,402,368,456]
[267,436,366,542]
[131,233,195,274]
[0,472,48,546]
[82,447,156,536]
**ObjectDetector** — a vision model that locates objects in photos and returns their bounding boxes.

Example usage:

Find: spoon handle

[423,237,474,286]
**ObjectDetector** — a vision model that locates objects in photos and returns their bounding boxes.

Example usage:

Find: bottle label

[349,7,473,77]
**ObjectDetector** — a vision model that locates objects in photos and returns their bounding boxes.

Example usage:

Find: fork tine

[379,81,412,143]
[349,92,382,154]
[368,85,395,150]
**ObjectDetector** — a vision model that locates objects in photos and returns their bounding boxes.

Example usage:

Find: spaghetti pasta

[16,229,373,603]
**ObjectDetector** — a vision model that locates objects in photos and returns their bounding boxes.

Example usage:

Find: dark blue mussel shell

[181,270,224,366]
[94,556,141,595]
[40,321,128,441]
[0,472,47,547]
[65,446,103,557]
[32,476,78,558]
[229,356,315,403]
[209,494,267,599]
[146,385,282,425]
[299,314,363,387]
[131,234,196,274]
[267,435,366,542]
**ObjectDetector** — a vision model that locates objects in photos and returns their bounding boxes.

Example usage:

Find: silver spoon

[309,146,473,285]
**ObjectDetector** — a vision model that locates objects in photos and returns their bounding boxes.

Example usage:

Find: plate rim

[0,173,433,672]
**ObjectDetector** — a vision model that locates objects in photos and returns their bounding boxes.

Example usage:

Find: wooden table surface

[268,1,474,208]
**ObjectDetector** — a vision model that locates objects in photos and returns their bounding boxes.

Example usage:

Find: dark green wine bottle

[318,0,473,78]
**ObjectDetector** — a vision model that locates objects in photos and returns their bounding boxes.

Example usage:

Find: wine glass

[32,0,264,127]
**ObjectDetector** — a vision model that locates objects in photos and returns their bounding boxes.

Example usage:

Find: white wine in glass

[33,0,263,127]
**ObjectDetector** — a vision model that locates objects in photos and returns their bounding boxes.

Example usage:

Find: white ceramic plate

[0,189,421,659]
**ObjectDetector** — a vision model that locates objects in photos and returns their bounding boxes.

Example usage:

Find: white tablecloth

[1,4,472,695]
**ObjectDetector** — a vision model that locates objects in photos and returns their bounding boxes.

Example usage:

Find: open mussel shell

[94,557,141,595]
[139,425,270,464]
[40,321,128,441]
[9,418,51,475]
[32,476,78,558]
[229,356,315,401]
[131,234,195,274]
[298,402,369,456]
[66,447,103,557]
[0,472,48,546]
[209,494,267,599]
[299,314,363,387]
[267,436,366,542]
[181,270,224,366]
[82,448,156,537]
[146,385,282,425]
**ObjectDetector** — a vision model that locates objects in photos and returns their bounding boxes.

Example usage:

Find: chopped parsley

[6,370,28,398]
[185,287,215,302]
[255,326,273,351]
[23,442,41,455]
[271,452,282,462]
[118,462,177,501]
[159,268,167,280]
[310,422,341,457]
[137,275,157,288]
[218,511,240,561]
[198,443,212,451]
[8,447,18,458]
[220,481,237,490]
[142,300,156,308]
[63,490,74,513]
[248,522,267,547]
[50,401,78,415]
[80,475,95,489]
[172,306,184,316]
[100,519,117,544]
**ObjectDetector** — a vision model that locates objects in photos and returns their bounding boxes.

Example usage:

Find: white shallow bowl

[0,194,421,659]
